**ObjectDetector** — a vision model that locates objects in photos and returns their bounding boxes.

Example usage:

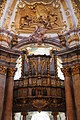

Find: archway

[31,112,50,120]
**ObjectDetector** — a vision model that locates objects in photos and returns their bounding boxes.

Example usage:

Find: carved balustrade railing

[13,79,65,112]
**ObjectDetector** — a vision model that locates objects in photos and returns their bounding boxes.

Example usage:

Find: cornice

[58,45,80,56]
[0,28,80,40]
[0,45,21,56]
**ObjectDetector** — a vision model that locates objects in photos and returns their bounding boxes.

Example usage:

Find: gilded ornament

[32,99,48,110]
[72,65,80,75]
[61,67,71,77]
[0,65,7,75]
[18,2,25,8]
[71,0,80,27]
[14,0,64,33]
[68,33,79,44]
[8,67,17,77]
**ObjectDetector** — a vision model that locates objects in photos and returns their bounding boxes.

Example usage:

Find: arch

[31,112,50,120]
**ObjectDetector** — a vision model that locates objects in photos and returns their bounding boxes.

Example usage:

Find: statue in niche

[20,15,32,28]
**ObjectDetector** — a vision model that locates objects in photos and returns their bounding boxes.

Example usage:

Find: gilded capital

[61,67,71,77]
[0,65,7,75]
[72,65,80,75]
[7,67,17,77]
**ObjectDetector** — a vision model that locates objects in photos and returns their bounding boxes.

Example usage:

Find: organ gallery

[0,0,80,120]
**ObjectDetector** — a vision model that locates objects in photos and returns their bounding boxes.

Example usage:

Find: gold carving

[0,0,6,18]
[71,0,80,27]
[74,0,80,10]
[7,67,17,77]
[68,33,79,44]
[14,1,65,34]
[0,65,7,75]
[58,34,66,47]
[72,65,80,75]
[4,0,17,29]
[24,0,53,5]
[0,34,10,47]
[61,67,71,77]
[32,99,48,111]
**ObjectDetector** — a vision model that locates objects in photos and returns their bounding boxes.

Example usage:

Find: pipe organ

[13,51,65,113]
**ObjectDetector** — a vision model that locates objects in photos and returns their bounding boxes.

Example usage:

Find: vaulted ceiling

[0,0,80,33]
[0,0,80,49]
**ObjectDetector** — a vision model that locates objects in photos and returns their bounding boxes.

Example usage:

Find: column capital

[7,67,17,77]
[72,64,80,75]
[0,65,7,75]
[61,67,71,77]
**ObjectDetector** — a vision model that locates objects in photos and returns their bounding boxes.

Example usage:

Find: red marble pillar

[0,65,7,120]
[62,67,76,120]
[72,65,80,120]
[4,67,16,120]
[22,112,28,120]
[52,112,58,120]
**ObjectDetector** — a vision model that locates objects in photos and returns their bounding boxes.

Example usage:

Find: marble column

[62,67,76,120]
[52,112,58,120]
[4,67,16,120]
[0,65,7,120]
[22,112,28,120]
[72,65,80,120]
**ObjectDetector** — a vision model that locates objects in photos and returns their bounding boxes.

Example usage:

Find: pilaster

[4,67,17,120]
[62,67,76,120]
[0,45,20,120]
[72,65,80,120]
[0,65,7,120]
